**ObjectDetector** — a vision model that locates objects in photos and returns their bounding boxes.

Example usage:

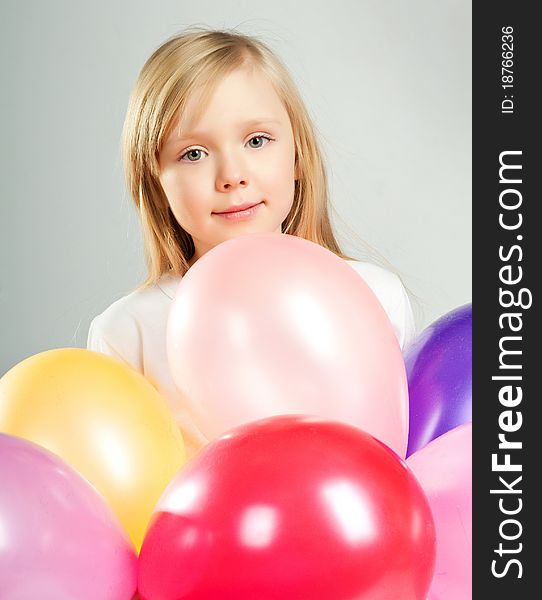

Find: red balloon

[138,416,435,600]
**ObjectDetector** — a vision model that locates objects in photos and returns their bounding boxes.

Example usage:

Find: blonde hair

[122,27,352,287]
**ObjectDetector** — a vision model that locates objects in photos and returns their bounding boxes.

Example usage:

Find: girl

[87,27,416,458]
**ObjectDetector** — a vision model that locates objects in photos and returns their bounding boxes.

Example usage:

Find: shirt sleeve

[390,277,417,351]
[367,271,417,352]
[86,307,143,372]
[345,260,417,352]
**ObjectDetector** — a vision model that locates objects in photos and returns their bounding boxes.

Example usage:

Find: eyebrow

[165,118,282,148]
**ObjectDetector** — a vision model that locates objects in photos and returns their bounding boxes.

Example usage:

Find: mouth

[212,201,264,220]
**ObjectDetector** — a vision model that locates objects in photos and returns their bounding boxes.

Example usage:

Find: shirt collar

[157,273,182,300]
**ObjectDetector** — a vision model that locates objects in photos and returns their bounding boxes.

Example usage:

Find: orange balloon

[0,348,186,551]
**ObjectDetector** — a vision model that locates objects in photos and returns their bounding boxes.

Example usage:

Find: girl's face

[158,65,297,264]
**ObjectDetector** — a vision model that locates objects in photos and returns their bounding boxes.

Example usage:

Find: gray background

[1,0,471,376]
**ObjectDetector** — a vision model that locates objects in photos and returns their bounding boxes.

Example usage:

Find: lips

[213,202,262,215]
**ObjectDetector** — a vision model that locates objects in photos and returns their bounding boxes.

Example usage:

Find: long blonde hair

[122,27,352,287]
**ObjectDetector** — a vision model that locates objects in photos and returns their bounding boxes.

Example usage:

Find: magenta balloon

[406,424,472,600]
[0,433,137,599]
[405,303,472,456]
[167,233,408,457]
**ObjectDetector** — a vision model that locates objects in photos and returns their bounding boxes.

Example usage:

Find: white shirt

[87,260,416,457]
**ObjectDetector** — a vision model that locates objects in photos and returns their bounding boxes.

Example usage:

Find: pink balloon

[167,233,408,456]
[406,424,472,600]
[0,433,137,599]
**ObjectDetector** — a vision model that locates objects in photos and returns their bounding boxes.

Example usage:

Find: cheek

[275,153,296,201]
[262,149,296,192]
[161,172,208,222]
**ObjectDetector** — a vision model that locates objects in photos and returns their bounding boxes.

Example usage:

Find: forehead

[170,66,290,141]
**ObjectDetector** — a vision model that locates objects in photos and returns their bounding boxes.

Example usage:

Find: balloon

[167,233,408,457]
[405,303,472,456]
[0,433,137,599]
[0,348,187,551]
[407,423,472,600]
[139,415,436,600]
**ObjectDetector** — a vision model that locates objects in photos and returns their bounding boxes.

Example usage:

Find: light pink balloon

[167,233,408,456]
[0,433,137,599]
[406,423,472,600]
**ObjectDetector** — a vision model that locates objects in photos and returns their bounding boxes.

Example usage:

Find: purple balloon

[0,433,137,599]
[405,303,472,456]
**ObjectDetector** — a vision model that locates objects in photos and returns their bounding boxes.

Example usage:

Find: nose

[215,156,249,192]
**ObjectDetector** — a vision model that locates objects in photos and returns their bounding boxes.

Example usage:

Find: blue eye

[247,135,272,148]
[180,148,207,162]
